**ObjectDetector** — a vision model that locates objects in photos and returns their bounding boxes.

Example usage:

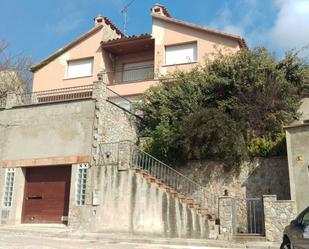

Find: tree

[137,48,308,170]
[0,40,32,98]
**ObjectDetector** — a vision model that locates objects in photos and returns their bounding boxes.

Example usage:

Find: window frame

[122,60,154,82]
[76,163,89,206]
[2,168,16,208]
[66,57,94,80]
[164,42,198,66]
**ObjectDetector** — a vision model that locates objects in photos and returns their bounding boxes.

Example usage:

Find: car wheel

[280,238,294,249]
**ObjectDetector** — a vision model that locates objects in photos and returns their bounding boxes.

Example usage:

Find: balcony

[101,34,157,97]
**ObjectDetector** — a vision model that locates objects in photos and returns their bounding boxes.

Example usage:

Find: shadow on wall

[176,157,291,200]
[242,158,290,200]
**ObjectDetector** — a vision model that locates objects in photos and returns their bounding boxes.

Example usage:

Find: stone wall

[176,158,290,201]
[218,197,233,240]
[263,195,297,241]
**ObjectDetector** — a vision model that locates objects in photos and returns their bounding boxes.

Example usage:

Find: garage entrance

[22,166,72,224]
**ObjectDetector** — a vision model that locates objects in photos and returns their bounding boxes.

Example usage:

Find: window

[76,164,89,206]
[2,168,15,208]
[301,211,309,227]
[67,58,93,79]
[165,42,197,65]
[122,61,154,82]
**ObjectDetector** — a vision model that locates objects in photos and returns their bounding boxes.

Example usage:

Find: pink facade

[31,5,247,97]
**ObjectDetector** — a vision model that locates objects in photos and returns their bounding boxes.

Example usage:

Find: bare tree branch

[0,39,33,98]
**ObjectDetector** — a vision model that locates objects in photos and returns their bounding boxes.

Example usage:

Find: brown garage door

[22,166,71,224]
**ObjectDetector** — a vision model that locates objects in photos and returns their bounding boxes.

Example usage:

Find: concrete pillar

[90,75,108,208]
[218,196,234,240]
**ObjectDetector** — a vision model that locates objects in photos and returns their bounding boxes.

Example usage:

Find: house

[31,4,246,108]
[285,98,309,212]
[0,4,249,238]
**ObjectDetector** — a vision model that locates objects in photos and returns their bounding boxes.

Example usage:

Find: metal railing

[107,86,144,117]
[14,85,93,106]
[99,140,218,217]
[102,65,155,85]
[107,86,133,111]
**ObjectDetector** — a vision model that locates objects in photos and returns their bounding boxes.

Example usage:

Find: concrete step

[233,234,266,242]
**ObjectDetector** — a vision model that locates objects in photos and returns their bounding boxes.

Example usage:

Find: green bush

[137,47,306,170]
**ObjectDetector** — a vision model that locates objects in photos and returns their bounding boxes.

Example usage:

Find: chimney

[94,15,104,26]
[151,3,171,18]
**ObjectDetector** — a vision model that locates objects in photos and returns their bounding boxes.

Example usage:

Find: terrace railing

[100,140,218,218]
[102,65,155,85]
[14,85,93,107]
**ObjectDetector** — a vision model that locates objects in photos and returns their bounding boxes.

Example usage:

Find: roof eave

[30,25,104,73]
[152,14,248,49]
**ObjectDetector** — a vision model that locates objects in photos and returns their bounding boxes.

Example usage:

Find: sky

[1,0,309,64]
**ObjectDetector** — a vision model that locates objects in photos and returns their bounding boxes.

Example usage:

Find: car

[281,206,309,249]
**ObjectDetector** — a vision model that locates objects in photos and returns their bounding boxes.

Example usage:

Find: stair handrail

[99,140,219,217]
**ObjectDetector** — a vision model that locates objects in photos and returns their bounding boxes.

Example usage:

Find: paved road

[0,231,230,249]
[0,226,280,249]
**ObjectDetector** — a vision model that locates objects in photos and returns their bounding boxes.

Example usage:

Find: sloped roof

[101,34,154,55]
[31,17,124,72]
[152,14,247,49]
[102,33,152,45]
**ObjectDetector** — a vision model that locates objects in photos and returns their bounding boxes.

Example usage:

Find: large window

[122,61,154,82]
[67,58,93,79]
[2,168,15,208]
[165,42,197,65]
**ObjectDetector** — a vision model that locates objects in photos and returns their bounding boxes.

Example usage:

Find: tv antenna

[121,0,136,35]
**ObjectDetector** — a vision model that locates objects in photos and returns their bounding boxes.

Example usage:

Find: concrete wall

[0,168,25,224]
[74,166,210,238]
[286,124,309,212]
[0,100,96,164]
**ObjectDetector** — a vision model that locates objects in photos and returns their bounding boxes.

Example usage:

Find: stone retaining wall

[263,195,297,241]
[176,158,290,201]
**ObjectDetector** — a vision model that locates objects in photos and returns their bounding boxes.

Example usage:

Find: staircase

[99,141,218,222]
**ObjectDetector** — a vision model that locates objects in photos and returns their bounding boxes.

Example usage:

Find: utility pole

[121,0,136,35]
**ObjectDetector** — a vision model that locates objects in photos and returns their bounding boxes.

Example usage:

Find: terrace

[101,34,158,97]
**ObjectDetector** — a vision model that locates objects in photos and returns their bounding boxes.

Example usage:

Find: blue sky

[1,0,309,64]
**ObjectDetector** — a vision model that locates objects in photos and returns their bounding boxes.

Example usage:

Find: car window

[301,211,309,227]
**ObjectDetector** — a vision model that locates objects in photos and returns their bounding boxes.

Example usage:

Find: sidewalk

[0,224,281,249]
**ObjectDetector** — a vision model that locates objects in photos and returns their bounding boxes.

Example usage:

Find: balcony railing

[14,85,93,107]
[102,65,155,85]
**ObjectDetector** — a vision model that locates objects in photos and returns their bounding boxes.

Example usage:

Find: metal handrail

[101,64,155,85]
[99,140,219,217]
[103,64,155,74]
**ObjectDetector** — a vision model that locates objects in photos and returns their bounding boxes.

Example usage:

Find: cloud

[269,0,309,56]
[207,1,261,37]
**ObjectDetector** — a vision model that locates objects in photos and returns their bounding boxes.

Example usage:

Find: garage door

[22,166,71,224]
